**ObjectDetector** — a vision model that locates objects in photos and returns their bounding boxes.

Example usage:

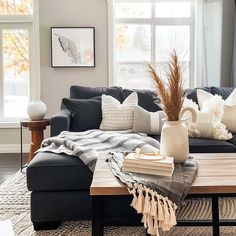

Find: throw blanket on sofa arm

[38,129,160,172]
[38,129,197,236]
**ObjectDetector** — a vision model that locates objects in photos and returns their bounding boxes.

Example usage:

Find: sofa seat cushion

[27,152,93,192]
[149,135,235,153]
[189,138,235,153]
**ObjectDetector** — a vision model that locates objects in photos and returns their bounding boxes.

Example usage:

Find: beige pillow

[197,89,236,132]
[100,92,138,131]
[133,106,166,135]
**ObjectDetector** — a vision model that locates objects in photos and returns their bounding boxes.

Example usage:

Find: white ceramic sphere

[27,100,47,121]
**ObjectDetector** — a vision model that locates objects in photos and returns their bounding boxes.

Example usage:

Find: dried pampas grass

[147,50,184,121]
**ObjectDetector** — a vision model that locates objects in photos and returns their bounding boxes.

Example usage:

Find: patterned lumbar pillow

[133,106,166,135]
[100,92,138,131]
[183,97,232,140]
[197,88,236,132]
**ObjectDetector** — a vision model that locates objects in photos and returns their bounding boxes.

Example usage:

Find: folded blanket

[38,129,160,172]
[107,152,198,236]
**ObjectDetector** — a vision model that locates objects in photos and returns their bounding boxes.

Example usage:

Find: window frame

[107,0,195,89]
[0,0,40,127]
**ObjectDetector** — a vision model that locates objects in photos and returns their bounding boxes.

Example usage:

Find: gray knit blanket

[38,129,160,172]
[107,153,198,236]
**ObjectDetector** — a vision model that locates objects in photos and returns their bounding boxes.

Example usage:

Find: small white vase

[27,100,47,121]
[160,107,197,163]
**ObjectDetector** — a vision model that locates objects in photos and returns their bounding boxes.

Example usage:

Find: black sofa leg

[33,221,61,231]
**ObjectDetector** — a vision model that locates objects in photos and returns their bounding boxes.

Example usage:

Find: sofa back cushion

[185,87,211,104]
[121,89,161,112]
[70,85,122,101]
[211,87,234,100]
[62,97,102,132]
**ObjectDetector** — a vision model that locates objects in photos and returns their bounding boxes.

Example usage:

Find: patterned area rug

[0,171,236,236]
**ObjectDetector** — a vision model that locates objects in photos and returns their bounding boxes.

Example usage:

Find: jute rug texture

[0,171,236,236]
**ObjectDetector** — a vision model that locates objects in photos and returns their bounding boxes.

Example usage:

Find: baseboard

[0,144,30,153]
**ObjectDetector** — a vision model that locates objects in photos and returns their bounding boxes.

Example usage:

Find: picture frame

[51,27,95,68]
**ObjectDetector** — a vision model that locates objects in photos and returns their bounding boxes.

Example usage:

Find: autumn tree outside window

[0,0,39,124]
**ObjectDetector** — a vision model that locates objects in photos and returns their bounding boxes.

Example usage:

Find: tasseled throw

[127,182,177,236]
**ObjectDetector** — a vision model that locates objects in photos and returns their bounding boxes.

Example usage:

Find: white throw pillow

[183,97,232,140]
[197,89,236,132]
[100,92,138,131]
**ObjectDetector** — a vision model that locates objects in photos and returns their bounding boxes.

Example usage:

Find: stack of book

[122,153,174,177]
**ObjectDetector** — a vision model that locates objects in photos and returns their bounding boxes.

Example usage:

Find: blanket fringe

[127,182,177,236]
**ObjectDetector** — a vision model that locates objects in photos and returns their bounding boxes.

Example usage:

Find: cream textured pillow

[197,89,236,132]
[183,97,232,140]
[133,106,166,135]
[100,92,138,131]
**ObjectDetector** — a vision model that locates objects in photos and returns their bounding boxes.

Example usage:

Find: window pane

[156,25,190,62]
[155,2,191,18]
[3,29,30,118]
[116,3,151,18]
[0,0,33,15]
[116,24,151,62]
[115,64,154,89]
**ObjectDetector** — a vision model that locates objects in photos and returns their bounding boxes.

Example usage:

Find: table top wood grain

[90,153,236,196]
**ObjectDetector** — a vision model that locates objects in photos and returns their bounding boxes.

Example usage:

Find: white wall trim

[0,144,30,153]
[107,0,115,86]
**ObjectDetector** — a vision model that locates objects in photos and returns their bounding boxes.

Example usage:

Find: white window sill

[0,122,20,128]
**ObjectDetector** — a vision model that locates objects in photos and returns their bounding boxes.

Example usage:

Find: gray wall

[0,0,235,150]
[40,0,109,117]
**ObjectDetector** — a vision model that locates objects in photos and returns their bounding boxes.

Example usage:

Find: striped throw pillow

[100,92,138,131]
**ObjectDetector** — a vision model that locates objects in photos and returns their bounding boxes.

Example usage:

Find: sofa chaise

[26,85,236,230]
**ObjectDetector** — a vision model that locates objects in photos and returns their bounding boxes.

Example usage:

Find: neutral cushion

[133,106,166,135]
[27,152,93,191]
[62,97,101,131]
[100,92,138,131]
[121,89,161,112]
[70,85,122,101]
[197,88,236,133]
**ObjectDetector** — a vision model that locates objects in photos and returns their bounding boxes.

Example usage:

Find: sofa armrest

[50,109,71,136]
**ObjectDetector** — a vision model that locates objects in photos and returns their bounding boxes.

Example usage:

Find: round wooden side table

[20,119,51,169]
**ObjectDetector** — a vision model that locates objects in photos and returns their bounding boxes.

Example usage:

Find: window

[108,0,195,89]
[0,0,40,123]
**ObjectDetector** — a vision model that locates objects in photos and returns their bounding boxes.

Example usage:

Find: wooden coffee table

[90,153,236,236]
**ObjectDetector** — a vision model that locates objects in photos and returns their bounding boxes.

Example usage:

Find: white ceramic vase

[160,107,197,163]
[27,100,47,121]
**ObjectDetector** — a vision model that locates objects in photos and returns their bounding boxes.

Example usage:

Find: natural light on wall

[0,0,33,121]
[112,0,195,89]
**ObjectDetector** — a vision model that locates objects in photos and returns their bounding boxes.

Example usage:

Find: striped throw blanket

[38,129,160,171]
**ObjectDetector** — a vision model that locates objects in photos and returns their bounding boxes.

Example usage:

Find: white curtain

[232,6,236,87]
[195,0,208,87]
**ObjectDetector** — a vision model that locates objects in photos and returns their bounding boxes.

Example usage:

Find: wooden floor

[0,153,27,184]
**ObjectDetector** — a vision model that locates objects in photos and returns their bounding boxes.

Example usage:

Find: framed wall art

[51,27,95,68]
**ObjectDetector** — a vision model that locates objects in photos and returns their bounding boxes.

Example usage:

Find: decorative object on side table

[27,100,47,121]
[147,50,196,163]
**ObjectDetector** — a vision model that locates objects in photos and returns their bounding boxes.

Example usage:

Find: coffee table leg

[212,195,220,236]
[92,197,103,236]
